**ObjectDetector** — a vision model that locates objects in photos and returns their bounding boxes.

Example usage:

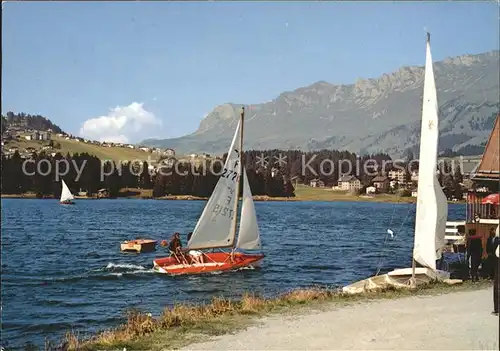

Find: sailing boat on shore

[343,33,450,294]
[60,179,75,205]
[152,107,265,275]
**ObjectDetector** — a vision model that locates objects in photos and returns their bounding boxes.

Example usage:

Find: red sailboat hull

[152,251,264,275]
[60,201,75,205]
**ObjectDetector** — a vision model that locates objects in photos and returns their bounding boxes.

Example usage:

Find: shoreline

[0,193,466,204]
[56,280,491,350]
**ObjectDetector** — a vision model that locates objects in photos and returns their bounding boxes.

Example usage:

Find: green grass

[293,184,415,203]
[51,279,490,351]
[53,137,154,162]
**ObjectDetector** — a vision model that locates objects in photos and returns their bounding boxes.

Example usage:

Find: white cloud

[79,102,161,143]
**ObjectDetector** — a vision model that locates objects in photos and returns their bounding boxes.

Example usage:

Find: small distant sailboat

[60,179,75,205]
[343,33,450,294]
[152,106,265,275]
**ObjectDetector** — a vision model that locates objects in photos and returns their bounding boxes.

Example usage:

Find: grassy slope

[6,136,154,162]
[5,136,209,164]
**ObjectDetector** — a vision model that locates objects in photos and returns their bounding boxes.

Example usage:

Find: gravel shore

[181,287,499,350]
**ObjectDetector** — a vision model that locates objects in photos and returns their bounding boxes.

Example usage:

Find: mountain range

[142,50,499,158]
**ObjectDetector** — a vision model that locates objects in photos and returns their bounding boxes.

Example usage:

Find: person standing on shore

[486,228,497,279]
[492,225,499,316]
[467,231,483,282]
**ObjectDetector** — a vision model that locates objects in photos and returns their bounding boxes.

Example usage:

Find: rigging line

[375,197,415,276]
[374,192,401,276]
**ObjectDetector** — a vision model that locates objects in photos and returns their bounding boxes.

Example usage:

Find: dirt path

[182,287,499,350]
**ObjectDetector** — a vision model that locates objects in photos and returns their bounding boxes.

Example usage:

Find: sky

[2,1,499,143]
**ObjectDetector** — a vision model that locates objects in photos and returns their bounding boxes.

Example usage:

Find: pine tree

[283,177,295,197]
[452,164,464,200]
[140,161,153,189]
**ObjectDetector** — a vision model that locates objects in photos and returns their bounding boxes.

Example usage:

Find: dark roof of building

[339,175,358,182]
[372,175,388,182]
[472,114,499,181]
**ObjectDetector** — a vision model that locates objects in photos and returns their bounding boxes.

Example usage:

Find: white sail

[187,120,242,250]
[236,167,262,251]
[413,34,448,270]
[60,179,74,202]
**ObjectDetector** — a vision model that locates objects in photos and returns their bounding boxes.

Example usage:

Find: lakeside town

[0,112,486,204]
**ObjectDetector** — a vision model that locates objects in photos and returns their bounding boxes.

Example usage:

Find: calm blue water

[1,199,465,349]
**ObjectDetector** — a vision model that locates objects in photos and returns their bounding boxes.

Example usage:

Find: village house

[165,148,175,157]
[338,175,362,191]
[78,190,88,197]
[462,157,482,179]
[411,171,419,182]
[39,131,51,141]
[160,158,175,167]
[140,147,151,152]
[388,169,406,182]
[25,135,32,141]
[271,167,280,178]
[411,188,418,197]
[97,188,110,198]
[2,131,13,141]
[366,186,376,195]
[372,175,389,192]
[309,178,325,188]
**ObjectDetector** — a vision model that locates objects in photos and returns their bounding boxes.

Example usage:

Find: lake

[1,198,465,349]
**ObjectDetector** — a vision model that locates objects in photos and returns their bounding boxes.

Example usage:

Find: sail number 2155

[212,204,234,220]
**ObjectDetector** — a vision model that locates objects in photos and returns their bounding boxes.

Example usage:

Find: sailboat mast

[412,31,432,281]
[231,107,245,252]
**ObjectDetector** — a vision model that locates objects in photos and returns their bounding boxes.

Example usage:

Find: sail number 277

[220,168,238,182]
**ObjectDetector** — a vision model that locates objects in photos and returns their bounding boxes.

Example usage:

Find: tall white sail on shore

[60,179,74,202]
[187,121,242,250]
[236,168,262,251]
[413,33,448,270]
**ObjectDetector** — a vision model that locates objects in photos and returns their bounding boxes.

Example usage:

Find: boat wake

[205,265,257,275]
[102,262,154,277]
[105,262,147,271]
